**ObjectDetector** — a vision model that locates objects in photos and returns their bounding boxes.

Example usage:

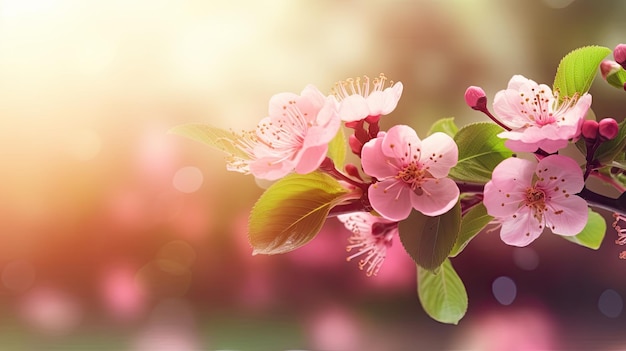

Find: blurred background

[1,0,626,350]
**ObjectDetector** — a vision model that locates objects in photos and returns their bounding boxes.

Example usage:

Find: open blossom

[361,125,459,221]
[337,212,398,276]
[243,85,340,180]
[493,75,592,153]
[331,73,403,122]
[483,155,588,247]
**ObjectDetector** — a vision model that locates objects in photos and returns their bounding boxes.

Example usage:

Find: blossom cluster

[174,43,626,324]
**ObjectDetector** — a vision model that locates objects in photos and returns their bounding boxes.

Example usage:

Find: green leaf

[448,123,513,183]
[553,45,611,101]
[449,203,493,257]
[248,172,350,255]
[606,67,626,90]
[399,202,461,271]
[560,208,606,250]
[594,119,626,164]
[427,117,458,137]
[418,259,468,325]
[327,127,347,168]
[169,123,250,159]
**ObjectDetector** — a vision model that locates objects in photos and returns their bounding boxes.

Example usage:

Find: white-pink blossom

[247,85,341,180]
[337,212,398,276]
[483,155,588,247]
[493,75,591,153]
[331,74,403,122]
[361,125,459,221]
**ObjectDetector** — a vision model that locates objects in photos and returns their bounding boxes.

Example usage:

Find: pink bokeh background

[1,0,625,349]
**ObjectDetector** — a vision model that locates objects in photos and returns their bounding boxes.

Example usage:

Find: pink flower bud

[614,44,626,69]
[348,134,363,155]
[464,86,487,110]
[599,118,619,141]
[601,60,622,80]
[581,119,599,140]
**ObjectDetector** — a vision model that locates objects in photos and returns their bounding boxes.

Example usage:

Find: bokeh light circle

[492,276,517,306]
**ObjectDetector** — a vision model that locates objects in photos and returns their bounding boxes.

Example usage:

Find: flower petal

[419,132,458,178]
[381,125,422,163]
[294,144,328,174]
[338,94,370,122]
[545,195,588,236]
[361,134,399,179]
[489,157,534,192]
[499,208,543,247]
[366,82,403,116]
[483,180,525,218]
[368,179,412,221]
[535,155,585,195]
[411,177,459,216]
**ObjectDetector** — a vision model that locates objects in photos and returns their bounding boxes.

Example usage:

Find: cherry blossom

[361,125,459,221]
[492,75,592,153]
[331,73,403,123]
[248,85,341,180]
[337,212,398,276]
[483,155,588,247]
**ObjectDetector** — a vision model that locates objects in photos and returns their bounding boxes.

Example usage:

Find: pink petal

[361,135,398,179]
[503,139,542,153]
[338,94,370,122]
[419,132,458,178]
[249,157,294,181]
[493,89,529,129]
[499,208,543,247]
[483,181,525,218]
[366,82,403,116]
[368,179,413,221]
[294,144,328,174]
[381,125,422,163]
[314,96,340,126]
[545,196,588,236]
[410,177,459,216]
[507,75,536,90]
[535,155,584,195]
[268,92,300,117]
[489,157,534,192]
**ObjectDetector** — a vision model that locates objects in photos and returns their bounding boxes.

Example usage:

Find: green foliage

[327,127,347,168]
[248,172,350,255]
[561,209,606,250]
[169,123,250,159]
[449,203,493,257]
[448,123,513,183]
[418,259,468,325]
[553,45,611,101]
[594,119,626,164]
[427,117,458,137]
[399,202,461,271]
[606,67,626,90]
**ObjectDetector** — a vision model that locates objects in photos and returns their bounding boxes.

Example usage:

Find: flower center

[396,162,426,192]
[525,187,547,222]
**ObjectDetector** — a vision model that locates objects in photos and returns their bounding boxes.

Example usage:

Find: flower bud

[581,119,599,140]
[614,44,626,69]
[598,118,619,141]
[348,134,363,155]
[601,60,622,80]
[464,86,487,110]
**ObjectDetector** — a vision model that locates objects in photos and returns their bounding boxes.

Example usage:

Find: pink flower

[248,85,341,180]
[483,155,588,247]
[493,75,592,153]
[337,212,398,276]
[331,73,403,122]
[361,125,459,221]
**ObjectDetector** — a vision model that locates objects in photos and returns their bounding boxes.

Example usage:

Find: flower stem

[320,157,369,191]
